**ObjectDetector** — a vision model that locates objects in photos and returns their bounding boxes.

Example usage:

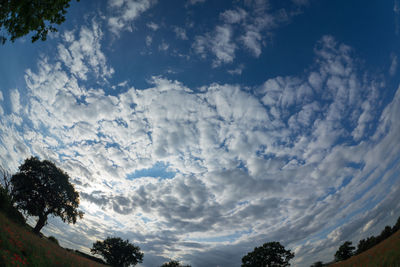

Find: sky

[0,0,400,266]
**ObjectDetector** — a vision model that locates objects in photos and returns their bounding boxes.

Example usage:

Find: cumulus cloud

[174,27,188,40]
[390,53,398,76]
[10,89,21,114]
[108,0,157,35]
[193,25,236,66]
[147,21,159,31]
[1,27,399,267]
[193,1,306,65]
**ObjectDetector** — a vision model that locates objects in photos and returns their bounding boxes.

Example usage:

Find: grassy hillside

[330,229,400,267]
[0,212,107,267]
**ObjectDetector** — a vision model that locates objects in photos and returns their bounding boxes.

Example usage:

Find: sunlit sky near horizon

[1,0,400,266]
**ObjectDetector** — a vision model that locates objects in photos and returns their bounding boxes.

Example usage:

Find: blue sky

[1,0,400,266]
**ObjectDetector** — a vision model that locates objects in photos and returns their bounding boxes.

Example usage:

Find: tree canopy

[11,157,83,233]
[91,237,144,267]
[241,241,295,267]
[334,241,355,262]
[160,260,191,267]
[0,0,78,44]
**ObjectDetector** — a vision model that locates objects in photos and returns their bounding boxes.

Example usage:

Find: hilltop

[329,229,400,267]
[0,211,107,267]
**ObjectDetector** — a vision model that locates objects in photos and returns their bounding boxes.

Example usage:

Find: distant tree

[377,226,393,242]
[393,216,400,233]
[241,241,295,267]
[310,261,324,267]
[334,241,355,261]
[91,237,144,267]
[0,165,26,224]
[160,259,191,267]
[11,157,83,234]
[0,166,12,194]
[0,0,79,44]
[48,235,59,245]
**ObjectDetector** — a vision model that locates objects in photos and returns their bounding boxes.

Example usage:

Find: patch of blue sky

[188,230,252,243]
[127,161,176,180]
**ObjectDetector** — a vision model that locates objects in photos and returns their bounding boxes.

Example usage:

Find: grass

[329,230,400,267]
[0,211,107,267]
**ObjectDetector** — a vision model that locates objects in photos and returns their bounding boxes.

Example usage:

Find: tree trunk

[33,215,47,234]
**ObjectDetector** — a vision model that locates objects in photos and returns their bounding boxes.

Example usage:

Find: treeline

[311,215,400,266]
[354,218,400,255]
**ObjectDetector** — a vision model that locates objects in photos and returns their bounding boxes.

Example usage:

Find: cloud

[145,35,152,46]
[158,41,169,51]
[220,8,247,24]
[193,1,305,65]
[187,0,206,5]
[394,0,400,35]
[193,25,236,66]
[227,64,244,75]
[108,0,157,35]
[147,21,159,31]
[10,89,21,114]
[174,27,188,40]
[57,21,114,81]
[390,53,398,76]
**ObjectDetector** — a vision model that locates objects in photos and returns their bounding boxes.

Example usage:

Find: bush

[48,236,59,245]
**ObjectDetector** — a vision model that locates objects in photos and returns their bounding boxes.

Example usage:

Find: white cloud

[158,41,169,51]
[227,64,244,75]
[147,21,159,31]
[220,8,247,24]
[146,35,152,46]
[58,21,114,80]
[10,89,21,114]
[187,0,206,5]
[193,25,236,66]
[108,0,157,35]
[174,27,188,40]
[390,53,398,76]
[193,2,305,64]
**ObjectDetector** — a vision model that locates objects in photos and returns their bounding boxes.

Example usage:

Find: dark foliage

[74,250,107,265]
[334,241,355,261]
[0,0,78,43]
[241,241,295,267]
[356,236,377,255]
[0,166,25,225]
[0,185,26,225]
[160,260,191,267]
[91,237,144,267]
[310,261,324,267]
[356,217,400,255]
[393,216,400,233]
[48,235,59,245]
[377,226,393,242]
[11,157,83,234]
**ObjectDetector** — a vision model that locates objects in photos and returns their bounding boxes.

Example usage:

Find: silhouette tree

[393,216,400,233]
[377,226,393,242]
[334,241,355,261]
[0,0,79,44]
[91,237,144,267]
[11,157,83,233]
[241,241,295,267]
[160,259,192,267]
[310,261,324,267]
